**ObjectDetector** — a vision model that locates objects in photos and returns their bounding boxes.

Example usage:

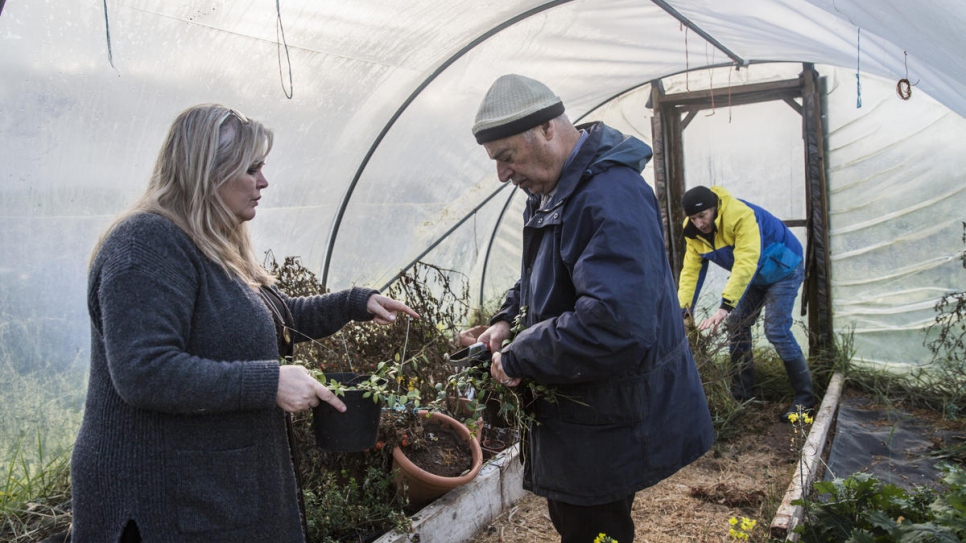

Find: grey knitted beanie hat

[472,74,565,144]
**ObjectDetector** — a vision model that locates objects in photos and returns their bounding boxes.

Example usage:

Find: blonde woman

[70,104,418,543]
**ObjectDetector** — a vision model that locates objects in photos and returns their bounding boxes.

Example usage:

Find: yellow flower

[804,413,814,424]
[728,516,756,540]
[787,412,800,424]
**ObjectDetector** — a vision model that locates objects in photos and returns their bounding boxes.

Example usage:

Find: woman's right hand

[277,365,347,413]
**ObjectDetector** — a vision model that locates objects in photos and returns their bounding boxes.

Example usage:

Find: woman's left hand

[367,294,420,325]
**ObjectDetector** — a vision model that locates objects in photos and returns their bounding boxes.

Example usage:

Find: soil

[468,401,805,543]
[403,420,473,477]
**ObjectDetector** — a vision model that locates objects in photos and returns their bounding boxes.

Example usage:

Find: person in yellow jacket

[678,185,815,421]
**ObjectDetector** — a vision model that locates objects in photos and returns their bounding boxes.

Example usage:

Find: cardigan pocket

[174,446,260,534]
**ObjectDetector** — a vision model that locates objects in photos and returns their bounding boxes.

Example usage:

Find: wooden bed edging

[375,443,526,543]
[770,371,845,541]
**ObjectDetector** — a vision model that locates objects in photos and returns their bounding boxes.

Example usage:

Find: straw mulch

[469,402,800,543]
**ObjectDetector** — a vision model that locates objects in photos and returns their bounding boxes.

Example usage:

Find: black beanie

[682,186,719,216]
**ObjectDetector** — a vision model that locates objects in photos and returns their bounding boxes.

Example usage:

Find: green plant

[0,433,72,543]
[269,255,484,537]
[918,221,966,419]
[843,222,966,421]
[793,463,966,542]
[728,516,757,540]
[302,462,411,543]
[428,304,567,453]
[684,317,750,441]
[310,356,423,412]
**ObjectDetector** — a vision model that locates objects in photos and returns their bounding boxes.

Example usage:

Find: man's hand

[476,320,512,354]
[697,307,730,334]
[458,324,488,347]
[489,351,521,387]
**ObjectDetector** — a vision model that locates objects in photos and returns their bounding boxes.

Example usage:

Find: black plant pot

[312,372,383,452]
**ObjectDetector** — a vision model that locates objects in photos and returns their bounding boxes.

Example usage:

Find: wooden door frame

[650,63,833,356]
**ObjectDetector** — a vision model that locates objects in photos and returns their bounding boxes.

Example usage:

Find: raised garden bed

[375,443,526,543]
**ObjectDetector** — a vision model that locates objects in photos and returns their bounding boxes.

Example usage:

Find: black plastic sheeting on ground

[824,396,961,490]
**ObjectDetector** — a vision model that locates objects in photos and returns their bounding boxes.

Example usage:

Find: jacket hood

[580,121,653,173]
[546,122,652,204]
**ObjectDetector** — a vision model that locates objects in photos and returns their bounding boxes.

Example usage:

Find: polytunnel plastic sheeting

[3,0,966,455]
[322,0,916,291]
[822,67,966,367]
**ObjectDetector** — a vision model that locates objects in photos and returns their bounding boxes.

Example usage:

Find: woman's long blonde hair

[93,104,275,287]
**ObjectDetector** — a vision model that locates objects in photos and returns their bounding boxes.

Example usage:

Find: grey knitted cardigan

[71,212,376,543]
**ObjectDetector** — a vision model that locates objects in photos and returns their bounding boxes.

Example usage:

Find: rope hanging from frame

[728,63,734,123]
[276,0,294,99]
[855,28,862,108]
[682,22,690,92]
[705,44,715,117]
[102,0,116,70]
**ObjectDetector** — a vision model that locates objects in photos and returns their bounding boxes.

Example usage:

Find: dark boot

[731,352,756,402]
[781,355,815,421]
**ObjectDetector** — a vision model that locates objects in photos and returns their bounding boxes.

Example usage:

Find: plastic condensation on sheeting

[2,0,966,435]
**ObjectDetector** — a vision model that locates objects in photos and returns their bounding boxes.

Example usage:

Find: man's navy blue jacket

[493,122,715,505]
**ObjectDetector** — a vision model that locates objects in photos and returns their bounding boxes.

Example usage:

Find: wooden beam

[784,97,803,115]
[770,372,845,541]
[659,78,803,109]
[801,64,835,354]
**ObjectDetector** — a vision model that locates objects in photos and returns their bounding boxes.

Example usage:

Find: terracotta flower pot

[391,410,483,508]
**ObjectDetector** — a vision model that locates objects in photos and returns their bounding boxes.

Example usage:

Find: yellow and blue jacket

[678,185,803,312]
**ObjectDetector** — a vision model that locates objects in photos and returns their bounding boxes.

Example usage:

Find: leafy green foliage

[269,255,486,539]
[0,433,72,542]
[793,464,966,542]
[302,463,410,543]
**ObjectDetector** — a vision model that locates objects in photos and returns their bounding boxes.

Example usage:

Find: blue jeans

[728,264,805,399]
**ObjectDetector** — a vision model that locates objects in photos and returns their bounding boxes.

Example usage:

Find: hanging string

[896,51,918,100]
[728,63,733,123]
[855,28,862,108]
[276,0,294,99]
[682,22,690,92]
[102,0,117,70]
[705,45,715,117]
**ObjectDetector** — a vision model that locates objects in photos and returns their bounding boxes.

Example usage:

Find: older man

[471,74,714,543]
